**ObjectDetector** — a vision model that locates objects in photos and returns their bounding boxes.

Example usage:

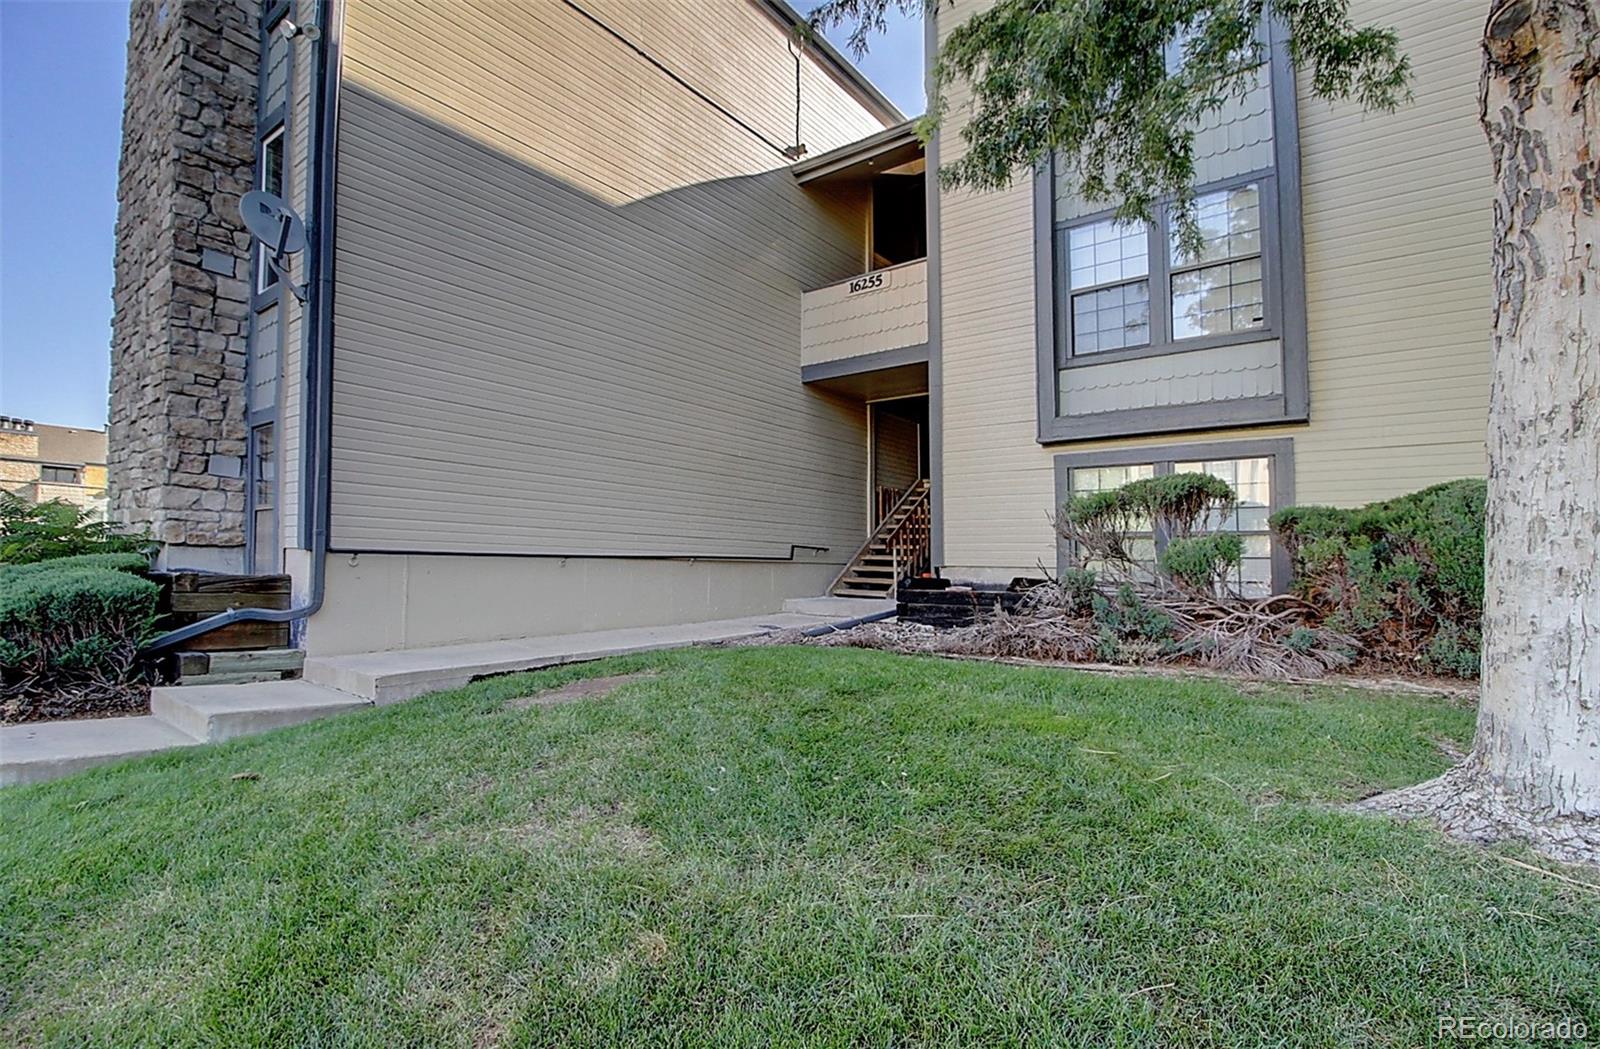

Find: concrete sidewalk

[303,607,882,703]
[1,604,884,787]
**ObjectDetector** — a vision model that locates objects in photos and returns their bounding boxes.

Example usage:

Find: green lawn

[2,648,1596,1047]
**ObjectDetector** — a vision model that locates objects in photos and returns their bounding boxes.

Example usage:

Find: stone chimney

[108,0,260,570]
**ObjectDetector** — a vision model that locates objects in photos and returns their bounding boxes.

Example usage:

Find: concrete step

[782,594,896,617]
[151,679,371,743]
[0,716,202,787]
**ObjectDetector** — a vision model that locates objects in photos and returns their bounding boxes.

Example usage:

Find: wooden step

[175,647,304,684]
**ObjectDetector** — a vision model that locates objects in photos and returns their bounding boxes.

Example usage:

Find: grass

[1,647,1596,1047]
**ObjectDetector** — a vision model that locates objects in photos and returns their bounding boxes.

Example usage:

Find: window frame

[252,121,288,299]
[1052,437,1295,594]
[39,464,81,485]
[1033,15,1308,445]
[1057,215,1154,358]
[1053,171,1281,371]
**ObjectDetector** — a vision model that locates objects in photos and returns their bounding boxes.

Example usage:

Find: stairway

[830,478,931,598]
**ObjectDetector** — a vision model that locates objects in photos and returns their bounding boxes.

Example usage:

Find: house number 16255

[847,272,887,294]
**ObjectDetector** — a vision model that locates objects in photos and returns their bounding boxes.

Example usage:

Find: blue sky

[0,1,922,431]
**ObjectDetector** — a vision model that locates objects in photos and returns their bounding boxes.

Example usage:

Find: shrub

[0,553,160,719]
[1271,478,1486,677]
[0,493,151,565]
[1160,533,1243,593]
[1060,473,1239,586]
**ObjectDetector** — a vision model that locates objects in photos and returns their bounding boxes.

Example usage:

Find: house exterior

[0,417,110,521]
[108,0,1489,656]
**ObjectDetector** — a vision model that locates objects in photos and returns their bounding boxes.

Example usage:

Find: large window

[1054,439,1292,597]
[1056,176,1272,364]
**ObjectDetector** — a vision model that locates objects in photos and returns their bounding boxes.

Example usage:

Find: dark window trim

[1053,169,1281,370]
[1035,17,1307,445]
[1052,436,1295,592]
[262,0,291,31]
[245,4,294,574]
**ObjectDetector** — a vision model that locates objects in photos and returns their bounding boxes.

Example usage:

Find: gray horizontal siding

[330,0,891,558]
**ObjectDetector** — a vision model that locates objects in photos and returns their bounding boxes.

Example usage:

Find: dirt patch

[504,672,655,710]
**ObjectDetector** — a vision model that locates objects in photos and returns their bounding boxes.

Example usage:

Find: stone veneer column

[108,0,261,570]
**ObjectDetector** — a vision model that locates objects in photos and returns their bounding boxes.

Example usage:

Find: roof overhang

[792,119,924,184]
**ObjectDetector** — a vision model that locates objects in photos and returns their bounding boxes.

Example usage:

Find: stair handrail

[827,479,930,595]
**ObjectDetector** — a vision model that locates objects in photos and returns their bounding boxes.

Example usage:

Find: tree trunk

[1362,0,1600,865]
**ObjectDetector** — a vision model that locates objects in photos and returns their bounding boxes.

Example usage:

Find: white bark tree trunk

[1364,0,1600,864]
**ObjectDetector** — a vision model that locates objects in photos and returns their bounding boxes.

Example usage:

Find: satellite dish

[239,190,306,255]
[238,190,308,301]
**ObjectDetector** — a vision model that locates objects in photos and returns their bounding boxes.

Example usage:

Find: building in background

[0,416,110,521]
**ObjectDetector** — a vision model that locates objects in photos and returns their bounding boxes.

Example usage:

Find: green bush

[1271,479,1486,677]
[1160,533,1243,592]
[0,493,152,565]
[0,553,160,719]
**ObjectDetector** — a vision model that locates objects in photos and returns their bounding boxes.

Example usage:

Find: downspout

[146,0,340,654]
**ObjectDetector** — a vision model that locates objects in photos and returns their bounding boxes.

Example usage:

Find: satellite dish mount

[238,190,309,302]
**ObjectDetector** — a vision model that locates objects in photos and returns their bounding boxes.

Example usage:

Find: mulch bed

[732,620,1477,700]
[0,684,152,725]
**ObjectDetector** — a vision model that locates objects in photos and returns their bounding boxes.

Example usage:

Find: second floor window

[40,465,80,484]
[1055,173,1275,365]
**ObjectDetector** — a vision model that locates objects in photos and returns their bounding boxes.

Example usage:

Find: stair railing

[828,479,931,596]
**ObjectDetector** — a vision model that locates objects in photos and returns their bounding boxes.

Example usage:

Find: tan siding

[937,0,1492,578]
[801,259,928,366]
[277,22,315,554]
[330,0,889,558]
[873,413,921,493]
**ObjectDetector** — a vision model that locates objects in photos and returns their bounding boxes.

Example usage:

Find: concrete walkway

[1,603,887,787]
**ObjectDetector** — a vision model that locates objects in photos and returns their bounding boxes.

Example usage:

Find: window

[1058,176,1270,363]
[1067,462,1158,578]
[1174,455,1273,595]
[1066,217,1151,356]
[40,465,80,484]
[255,125,285,294]
[1170,183,1265,339]
[1055,440,1292,597]
[250,424,277,575]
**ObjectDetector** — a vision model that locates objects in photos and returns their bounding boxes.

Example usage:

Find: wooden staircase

[829,478,932,598]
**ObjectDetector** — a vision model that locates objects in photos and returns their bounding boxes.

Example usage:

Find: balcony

[799,259,929,398]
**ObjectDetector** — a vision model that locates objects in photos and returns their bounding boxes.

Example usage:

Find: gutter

[146,0,341,654]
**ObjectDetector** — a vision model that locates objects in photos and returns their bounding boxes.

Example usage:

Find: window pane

[253,424,275,509]
[1069,464,1158,579]
[262,132,284,197]
[1173,183,1261,267]
[1172,260,1265,338]
[1175,456,1274,595]
[257,130,286,292]
[1068,217,1149,289]
[1071,281,1150,355]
